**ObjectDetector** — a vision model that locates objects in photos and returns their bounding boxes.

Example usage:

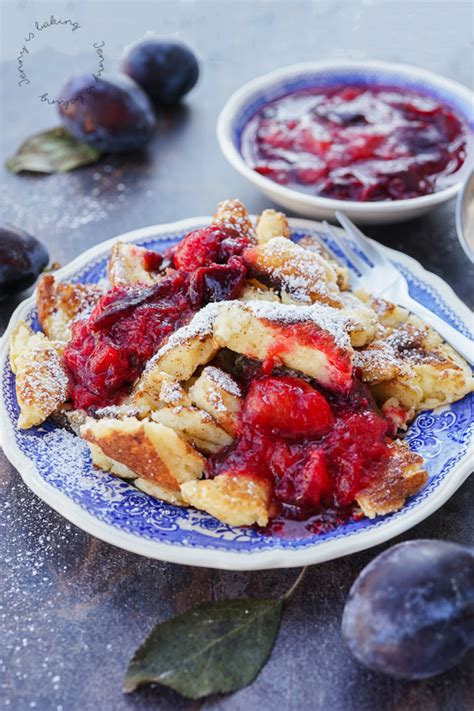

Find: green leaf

[124,598,283,699]
[6,127,102,174]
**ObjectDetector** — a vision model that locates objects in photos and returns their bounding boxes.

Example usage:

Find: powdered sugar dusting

[248,237,341,305]
[354,321,446,378]
[109,243,139,286]
[160,380,186,405]
[207,384,226,413]
[16,339,70,423]
[33,428,95,484]
[73,288,103,323]
[384,325,433,360]
[108,243,160,288]
[34,346,69,400]
[213,198,256,241]
[243,300,352,349]
[170,405,213,422]
[95,404,142,419]
[147,302,222,364]
[29,427,132,505]
[205,366,242,397]
[353,339,401,379]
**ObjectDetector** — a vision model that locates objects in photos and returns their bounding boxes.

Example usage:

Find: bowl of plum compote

[218,61,474,224]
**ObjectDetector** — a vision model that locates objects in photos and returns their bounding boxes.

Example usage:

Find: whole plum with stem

[57,74,156,152]
[0,226,49,296]
[342,540,474,679]
[122,40,199,106]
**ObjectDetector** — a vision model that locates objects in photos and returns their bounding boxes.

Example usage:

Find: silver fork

[319,212,473,365]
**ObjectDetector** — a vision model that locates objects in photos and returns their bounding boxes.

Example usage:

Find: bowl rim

[217,59,474,215]
[456,169,474,263]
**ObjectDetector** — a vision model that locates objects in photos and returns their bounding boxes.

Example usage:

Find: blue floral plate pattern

[1,218,472,570]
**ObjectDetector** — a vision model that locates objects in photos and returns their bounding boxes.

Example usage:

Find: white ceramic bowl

[217,61,474,224]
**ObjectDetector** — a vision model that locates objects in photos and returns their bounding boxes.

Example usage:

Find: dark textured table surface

[1,2,473,710]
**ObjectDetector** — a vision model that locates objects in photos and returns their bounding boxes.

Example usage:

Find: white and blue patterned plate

[1,218,472,570]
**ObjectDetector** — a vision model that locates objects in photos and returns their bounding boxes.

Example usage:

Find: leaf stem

[282,566,308,603]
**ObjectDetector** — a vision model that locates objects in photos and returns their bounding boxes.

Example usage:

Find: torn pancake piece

[243,236,343,307]
[132,370,191,411]
[188,366,243,436]
[238,281,281,303]
[355,440,428,518]
[339,292,378,347]
[355,316,474,426]
[134,478,186,506]
[10,321,70,429]
[151,405,233,454]
[255,208,291,244]
[181,473,272,527]
[37,274,103,342]
[213,198,256,242]
[134,303,221,391]
[81,416,205,503]
[213,300,355,392]
[297,234,350,291]
[108,242,163,288]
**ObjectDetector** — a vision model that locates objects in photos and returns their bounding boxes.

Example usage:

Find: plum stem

[282,566,308,603]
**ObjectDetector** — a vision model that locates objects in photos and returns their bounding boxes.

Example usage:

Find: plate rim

[1,216,473,570]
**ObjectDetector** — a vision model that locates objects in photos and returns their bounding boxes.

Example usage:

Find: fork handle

[392,292,474,365]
